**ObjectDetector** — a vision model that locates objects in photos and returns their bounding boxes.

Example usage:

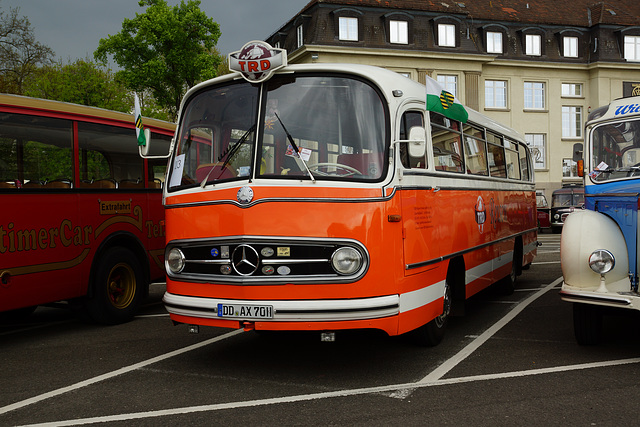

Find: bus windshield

[591,118,640,182]
[170,74,387,190]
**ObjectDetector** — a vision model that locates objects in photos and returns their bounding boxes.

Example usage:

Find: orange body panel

[164,185,537,336]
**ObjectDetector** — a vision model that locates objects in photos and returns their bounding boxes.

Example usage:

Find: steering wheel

[307,162,362,176]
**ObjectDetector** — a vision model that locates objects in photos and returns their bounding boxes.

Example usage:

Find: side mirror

[139,128,152,157]
[572,143,583,162]
[407,126,426,158]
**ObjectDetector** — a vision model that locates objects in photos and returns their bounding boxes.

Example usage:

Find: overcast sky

[3,0,310,63]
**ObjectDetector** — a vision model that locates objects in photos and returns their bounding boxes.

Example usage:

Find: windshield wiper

[200,124,255,187]
[274,112,315,182]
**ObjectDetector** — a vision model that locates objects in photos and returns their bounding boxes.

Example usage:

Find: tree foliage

[0,4,55,94]
[94,0,222,121]
[22,59,132,112]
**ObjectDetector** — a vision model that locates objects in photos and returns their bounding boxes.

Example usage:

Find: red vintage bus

[148,42,537,345]
[0,94,174,324]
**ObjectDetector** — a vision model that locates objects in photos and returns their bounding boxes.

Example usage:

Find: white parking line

[0,329,244,416]
[13,276,632,426]
[21,357,640,427]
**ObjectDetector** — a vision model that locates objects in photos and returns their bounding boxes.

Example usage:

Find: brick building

[265,0,640,197]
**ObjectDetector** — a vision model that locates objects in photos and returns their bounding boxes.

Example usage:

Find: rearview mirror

[407,126,426,158]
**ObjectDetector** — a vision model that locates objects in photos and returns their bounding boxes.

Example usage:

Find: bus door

[397,109,440,277]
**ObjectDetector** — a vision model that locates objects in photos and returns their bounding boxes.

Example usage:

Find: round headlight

[589,249,615,274]
[554,214,560,220]
[166,248,185,274]
[331,247,362,275]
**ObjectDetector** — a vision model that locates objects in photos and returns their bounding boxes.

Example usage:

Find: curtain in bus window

[259,75,386,180]
[463,136,488,175]
[0,112,73,189]
[77,122,143,189]
[173,82,259,188]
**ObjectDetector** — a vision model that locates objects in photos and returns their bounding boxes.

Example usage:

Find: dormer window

[563,36,578,58]
[525,34,541,56]
[339,17,358,41]
[438,24,456,47]
[390,20,408,44]
[487,31,503,54]
[296,24,304,48]
[625,35,640,61]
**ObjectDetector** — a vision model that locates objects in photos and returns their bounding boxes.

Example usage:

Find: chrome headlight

[589,249,615,274]
[166,248,186,274]
[331,247,362,275]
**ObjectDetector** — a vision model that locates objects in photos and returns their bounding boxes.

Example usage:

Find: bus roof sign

[228,41,287,83]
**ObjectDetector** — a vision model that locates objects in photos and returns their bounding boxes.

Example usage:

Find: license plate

[216,303,273,319]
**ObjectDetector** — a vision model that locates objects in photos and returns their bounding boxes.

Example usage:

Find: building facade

[265,0,640,198]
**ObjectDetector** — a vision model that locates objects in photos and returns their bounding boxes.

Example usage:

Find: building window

[339,17,358,41]
[525,34,541,56]
[437,75,458,97]
[486,31,503,54]
[296,24,303,48]
[563,158,579,177]
[524,82,545,110]
[561,83,582,97]
[438,24,456,47]
[485,80,507,109]
[562,106,583,138]
[563,36,578,57]
[624,36,640,61]
[525,133,546,169]
[390,20,408,44]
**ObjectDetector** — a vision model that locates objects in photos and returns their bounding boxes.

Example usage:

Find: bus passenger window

[0,113,73,189]
[519,143,531,181]
[430,112,464,173]
[78,122,144,189]
[504,139,521,180]
[399,111,426,168]
[464,136,488,175]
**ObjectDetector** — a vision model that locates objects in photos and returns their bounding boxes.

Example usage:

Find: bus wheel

[573,303,602,345]
[497,245,521,295]
[411,279,452,346]
[85,247,144,325]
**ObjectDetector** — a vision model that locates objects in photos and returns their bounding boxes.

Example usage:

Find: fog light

[166,248,185,274]
[589,249,615,274]
[331,247,362,275]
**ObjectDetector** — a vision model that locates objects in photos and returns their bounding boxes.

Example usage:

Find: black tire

[573,303,603,345]
[84,247,145,325]
[411,279,452,346]
[497,244,521,295]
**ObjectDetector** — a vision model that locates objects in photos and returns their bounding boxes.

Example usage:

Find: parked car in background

[550,186,584,233]
[536,191,551,232]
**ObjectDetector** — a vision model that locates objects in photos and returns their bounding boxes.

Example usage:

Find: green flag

[425,77,468,123]
[134,93,146,146]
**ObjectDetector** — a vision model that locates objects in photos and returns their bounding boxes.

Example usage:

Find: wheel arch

[87,231,151,299]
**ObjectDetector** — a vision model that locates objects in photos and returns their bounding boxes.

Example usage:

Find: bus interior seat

[119,179,145,189]
[44,179,72,188]
[0,181,16,189]
[80,178,117,189]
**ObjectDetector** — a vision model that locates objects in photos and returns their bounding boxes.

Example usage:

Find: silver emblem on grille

[231,244,260,276]
[237,186,254,204]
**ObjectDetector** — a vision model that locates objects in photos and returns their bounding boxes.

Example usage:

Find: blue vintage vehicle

[560,96,640,344]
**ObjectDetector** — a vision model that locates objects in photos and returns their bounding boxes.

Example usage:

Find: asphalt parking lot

[2,232,640,426]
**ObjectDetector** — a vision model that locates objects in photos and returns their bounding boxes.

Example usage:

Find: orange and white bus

[0,94,174,324]
[152,41,537,344]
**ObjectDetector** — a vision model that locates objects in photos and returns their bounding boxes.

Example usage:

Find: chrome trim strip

[163,293,400,322]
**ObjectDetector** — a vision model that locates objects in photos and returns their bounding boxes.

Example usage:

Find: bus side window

[0,112,73,189]
[463,123,488,176]
[519,143,531,181]
[504,139,521,180]
[430,112,464,173]
[78,122,144,189]
[487,132,507,178]
[399,111,426,169]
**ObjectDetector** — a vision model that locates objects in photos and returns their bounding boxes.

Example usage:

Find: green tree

[94,0,222,121]
[22,58,132,112]
[0,4,55,94]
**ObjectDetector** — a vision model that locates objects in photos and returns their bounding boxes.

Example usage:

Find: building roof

[297,0,640,27]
